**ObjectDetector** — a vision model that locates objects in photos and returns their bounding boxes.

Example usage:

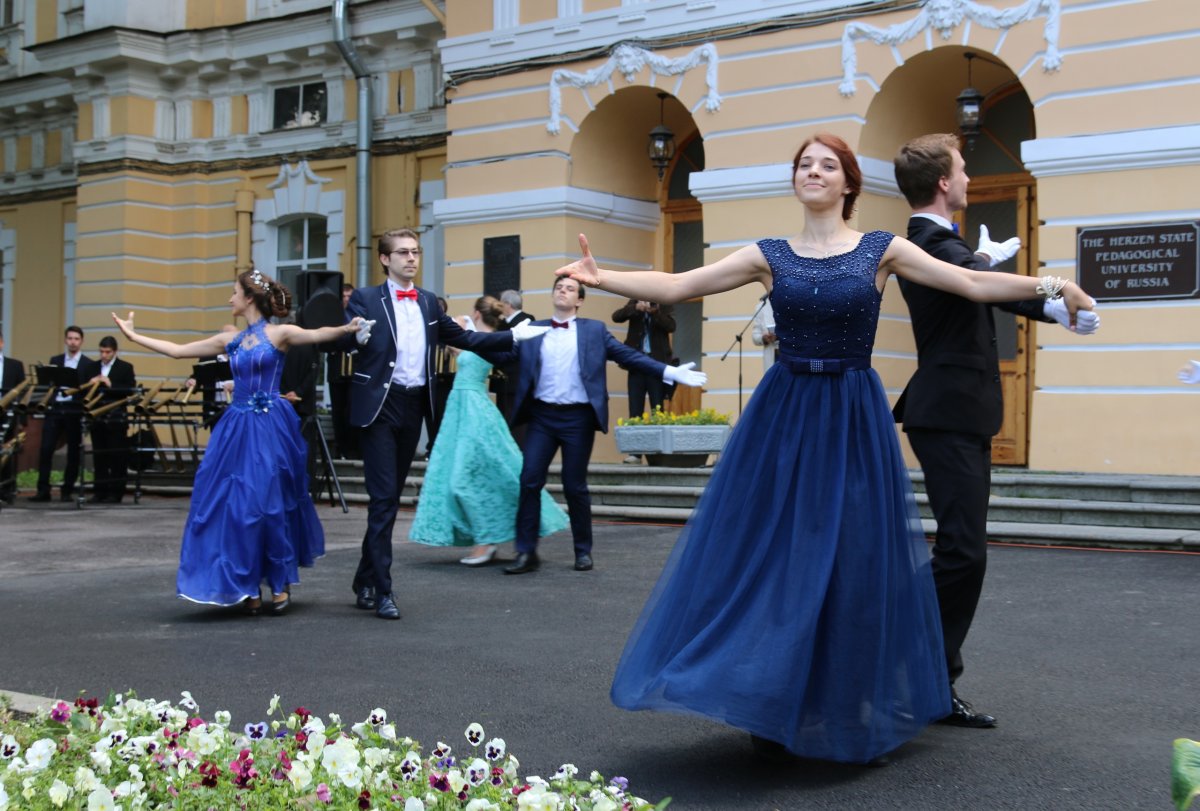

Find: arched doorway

[861,47,1036,465]
[568,88,704,416]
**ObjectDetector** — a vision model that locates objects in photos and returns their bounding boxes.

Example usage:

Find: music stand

[35,364,81,391]
[720,297,770,418]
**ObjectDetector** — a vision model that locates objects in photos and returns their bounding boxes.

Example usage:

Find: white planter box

[614,424,731,455]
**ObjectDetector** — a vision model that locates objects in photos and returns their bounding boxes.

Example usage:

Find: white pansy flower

[20,778,34,800]
[379,724,397,741]
[303,716,326,737]
[447,769,469,793]
[338,763,363,789]
[516,783,563,811]
[589,770,602,782]
[0,783,8,811]
[466,757,489,786]
[48,778,72,807]
[552,763,578,781]
[327,712,342,726]
[484,738,506,761]
[178,691,197,711]
[267,695,281,716]
[362,746,390,768]
[351,721,369,739]
[465,723,484,747]
[503,754,520,780]
[369,707,387,725]
[213,710,231,726]
[86,787,115,811]
[25,738,55,771]
[321,737,360,776]
[588,793,619,811]
[465,800,499,811]
[74,766,100,792]
[288,759,312,790]
[90,750,113,775]
[0,734,19,759]
[404,798,425,811]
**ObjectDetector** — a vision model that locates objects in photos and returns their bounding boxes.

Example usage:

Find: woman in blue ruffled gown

[112,269,364,615]
[409,295,568,565]
[554,134,1095,764]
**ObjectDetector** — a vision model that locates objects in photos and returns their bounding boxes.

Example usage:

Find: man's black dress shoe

[375,593,401,620]
[88,495,107,504]
[503,552,540,575]
[938,693,997,728]
[59,492,74,502]
[573,554,593,571]
[29,493,51,503]
[355,586,377,611]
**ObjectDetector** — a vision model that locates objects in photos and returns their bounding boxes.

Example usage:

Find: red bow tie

[395,288,418,301]
[550,320,570,329]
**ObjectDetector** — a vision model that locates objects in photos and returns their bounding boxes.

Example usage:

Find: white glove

[1043,297,1100,335]
[355,318,376,346]
[663,361,707,388]
[1179,360,1200,385]
[975,224,1021,267]
[511,321,550,343]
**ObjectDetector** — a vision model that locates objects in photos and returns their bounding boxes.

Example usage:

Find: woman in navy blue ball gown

[555,134,1095,764]
[112,269,363,616]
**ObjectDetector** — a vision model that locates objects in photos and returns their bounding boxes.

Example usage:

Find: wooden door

[961,175,1035,465]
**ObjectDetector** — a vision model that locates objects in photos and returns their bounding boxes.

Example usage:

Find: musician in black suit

[490,289,535,441]
[338,228,545,620]
[84,336,137,503]
[612,298,675,419]
[31,325,92,502]
[326,283,360,459]
[0,333,26,503]
[892,134,1100,727]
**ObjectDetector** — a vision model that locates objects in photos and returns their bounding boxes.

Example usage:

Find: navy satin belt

[778,354,870,375]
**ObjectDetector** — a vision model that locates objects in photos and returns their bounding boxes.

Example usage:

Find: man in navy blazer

[503,276,705,574]
[342,228,546,619]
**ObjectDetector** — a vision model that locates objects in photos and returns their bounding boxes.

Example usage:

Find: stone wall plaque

[1077,221,1199,301]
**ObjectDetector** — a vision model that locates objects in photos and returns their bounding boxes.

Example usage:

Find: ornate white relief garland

[839,0,1062,97]
[546,43,721,135]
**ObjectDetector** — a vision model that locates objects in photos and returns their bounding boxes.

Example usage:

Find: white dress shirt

[387,280,427,387]
[56,351,82,401]
[535,316,588,405]
[911,212,955,231]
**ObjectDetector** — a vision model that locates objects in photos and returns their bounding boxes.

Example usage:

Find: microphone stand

[720,297,769,419]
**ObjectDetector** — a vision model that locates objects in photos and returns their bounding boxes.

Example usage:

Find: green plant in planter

[618,407,730,427]
[1174,738,1200,810]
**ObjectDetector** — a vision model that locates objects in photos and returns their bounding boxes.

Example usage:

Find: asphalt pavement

[1,496,1195,809]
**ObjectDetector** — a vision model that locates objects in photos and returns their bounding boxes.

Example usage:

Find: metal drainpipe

[332,0,372,288]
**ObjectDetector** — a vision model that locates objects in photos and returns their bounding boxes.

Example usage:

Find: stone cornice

[433,186,660,230]
[1022,125,1200,178]
[74,132,446,178]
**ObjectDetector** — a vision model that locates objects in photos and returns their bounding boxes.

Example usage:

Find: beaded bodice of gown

[756,230,893,361]
[451,349,491,392]
[224,319,285,410]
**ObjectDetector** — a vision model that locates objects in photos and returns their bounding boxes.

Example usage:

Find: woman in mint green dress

[409,296,568,564]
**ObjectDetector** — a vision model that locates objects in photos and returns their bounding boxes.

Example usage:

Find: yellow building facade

[0,0,446,384]
[435,0,1200,474]
[2,0,1197,475]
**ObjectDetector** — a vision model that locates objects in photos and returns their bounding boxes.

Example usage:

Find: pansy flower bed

[0,692,668,810]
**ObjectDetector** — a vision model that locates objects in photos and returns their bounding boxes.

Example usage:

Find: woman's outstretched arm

[555,233,771,304]
[111,312,231,359]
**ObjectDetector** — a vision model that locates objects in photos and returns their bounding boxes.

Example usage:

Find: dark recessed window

[273,82,327,130]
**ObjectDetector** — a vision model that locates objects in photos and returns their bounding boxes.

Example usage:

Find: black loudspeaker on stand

[296,270,349,513]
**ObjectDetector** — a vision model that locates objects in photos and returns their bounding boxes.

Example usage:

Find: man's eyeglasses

[390,249,421,257]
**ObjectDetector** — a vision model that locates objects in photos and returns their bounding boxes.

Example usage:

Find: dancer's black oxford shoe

[938,693,997,728]
[503,552,540,575]
[375,593,401,620]
[28,492,51,503]
[355,586,377,611]
[573,554,593,571]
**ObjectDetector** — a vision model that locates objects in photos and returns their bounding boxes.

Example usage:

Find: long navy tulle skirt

[610,364,950,763]
[176,398,325,605]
